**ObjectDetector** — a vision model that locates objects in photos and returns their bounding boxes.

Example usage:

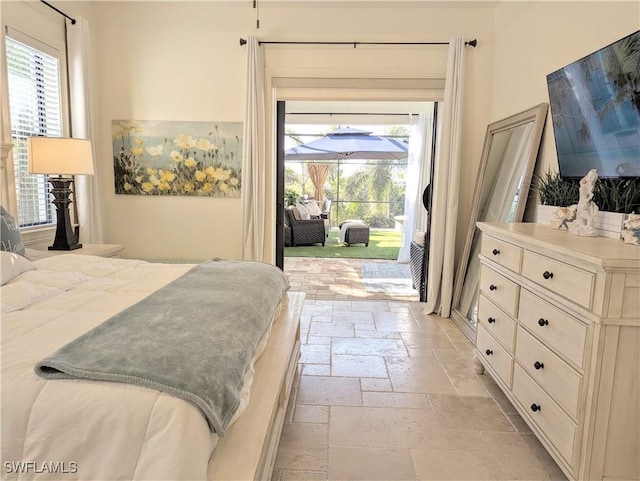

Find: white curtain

[397,113,431,263]
[424,37,466,317]
[241,37,267,261]
[66,17,103,244]
[1,32,18,218]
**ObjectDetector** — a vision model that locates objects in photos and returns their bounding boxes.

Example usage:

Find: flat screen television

[546,30,640,178]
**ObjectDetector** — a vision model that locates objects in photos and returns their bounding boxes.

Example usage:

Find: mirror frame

[450,103,549,341]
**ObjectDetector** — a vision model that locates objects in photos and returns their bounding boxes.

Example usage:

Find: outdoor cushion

[295,203,311,220]
[305,201,322,217]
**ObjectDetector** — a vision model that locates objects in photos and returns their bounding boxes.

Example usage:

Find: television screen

[547,31,640,178]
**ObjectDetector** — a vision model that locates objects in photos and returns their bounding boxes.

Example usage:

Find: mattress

[1,254,292,480]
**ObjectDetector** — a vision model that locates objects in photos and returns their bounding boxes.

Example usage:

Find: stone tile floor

[273,258,567,481]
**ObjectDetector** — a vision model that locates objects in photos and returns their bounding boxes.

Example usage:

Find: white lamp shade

[28,137,94,175]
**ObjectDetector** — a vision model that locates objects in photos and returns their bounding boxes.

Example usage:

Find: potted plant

[536,169,640,238]
[536,169,579,207]
[284,188,301,207]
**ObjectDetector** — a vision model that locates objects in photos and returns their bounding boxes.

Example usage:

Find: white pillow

[1,251,36,285]
[306,201,322,216]
[295,203,311,220]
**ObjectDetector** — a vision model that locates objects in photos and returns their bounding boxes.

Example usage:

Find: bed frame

[208,291,304,481]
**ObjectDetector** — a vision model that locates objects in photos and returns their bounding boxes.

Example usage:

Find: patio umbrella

[284,127,409,160]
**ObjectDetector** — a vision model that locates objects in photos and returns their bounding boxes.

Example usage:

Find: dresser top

[478,222,640,268]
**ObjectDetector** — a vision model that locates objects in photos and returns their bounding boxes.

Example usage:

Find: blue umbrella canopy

[285,127,408,160]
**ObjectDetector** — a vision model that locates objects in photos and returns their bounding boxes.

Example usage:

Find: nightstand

[29,244,124,259]
[69,244,124,258]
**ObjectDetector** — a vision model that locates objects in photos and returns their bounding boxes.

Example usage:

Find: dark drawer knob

[489,284,497,291]
[487,317,496,324]
[538,318,549,327]
[531,403,541,412]
[534,361,544,370]
[543,271,554,280]
[492,249,500,255]
[485,349,493,356]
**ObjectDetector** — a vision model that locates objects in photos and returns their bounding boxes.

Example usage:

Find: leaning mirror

[451,103,548,340]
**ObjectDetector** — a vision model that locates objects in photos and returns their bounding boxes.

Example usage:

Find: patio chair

[320,198,332,224]
[283,209,293,247]
[285,208,326,246]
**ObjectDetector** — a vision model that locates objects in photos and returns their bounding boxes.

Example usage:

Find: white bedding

[1,255,275,480]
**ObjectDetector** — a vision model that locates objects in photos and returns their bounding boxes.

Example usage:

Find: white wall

[490,1,639,221]
[64,1,495,261]
[23,1,638,261]
[63,1,251,260]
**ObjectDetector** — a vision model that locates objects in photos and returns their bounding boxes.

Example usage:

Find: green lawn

[285,228,402,259]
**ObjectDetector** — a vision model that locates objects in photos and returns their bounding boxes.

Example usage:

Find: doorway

[276,100,436,301]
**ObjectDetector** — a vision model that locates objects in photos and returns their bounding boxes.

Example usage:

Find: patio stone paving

[283,257,419,301]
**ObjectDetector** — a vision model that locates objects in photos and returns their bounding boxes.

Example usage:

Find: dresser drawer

[515,326,582,420]
[479,265,519,317]
[522,250,594,309]
[476,324,513,387]
[481,235,522,273]
[513,365,577,467]
[477,294,516,353]
[518,289,587,369]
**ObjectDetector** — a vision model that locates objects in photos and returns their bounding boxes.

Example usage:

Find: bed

[1,250,302,481]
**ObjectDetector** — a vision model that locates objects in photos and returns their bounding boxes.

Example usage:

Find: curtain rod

[40,0,76,25]
[240,38,477,48]
[287,112,412,116]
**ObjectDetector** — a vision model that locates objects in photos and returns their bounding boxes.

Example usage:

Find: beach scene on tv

[547,30,640,179]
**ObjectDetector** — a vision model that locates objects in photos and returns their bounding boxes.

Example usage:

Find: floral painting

[112,120,242,197]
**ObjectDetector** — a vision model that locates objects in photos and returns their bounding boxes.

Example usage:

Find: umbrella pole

[336,159,341,226]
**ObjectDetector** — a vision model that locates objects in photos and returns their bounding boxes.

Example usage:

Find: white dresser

[475,222,639,481]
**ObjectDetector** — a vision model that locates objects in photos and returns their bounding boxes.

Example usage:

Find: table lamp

[27,137,94,250]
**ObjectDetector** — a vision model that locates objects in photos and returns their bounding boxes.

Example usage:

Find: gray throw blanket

[35,259,289,435]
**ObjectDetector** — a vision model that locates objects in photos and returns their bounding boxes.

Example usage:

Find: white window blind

[6,34,63,227]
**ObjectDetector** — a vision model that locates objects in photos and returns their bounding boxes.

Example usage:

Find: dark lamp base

[48,176,81,251]
[48,243,82,251]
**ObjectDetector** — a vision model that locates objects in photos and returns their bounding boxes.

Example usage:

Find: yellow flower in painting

[142,182,155,193]
[124,182,133,191]
[219,182,229,193]
[195,138,215,151]
[135,175,143,183]
[149,175,160,186]
[205,166,216,179]
[211,167,230,181]
[146,166,157,176]
[184,157,197,168]
[158,180,170,191]
[131,146,144,156]
[160,170,175,182]
[229,177,239,187]
[134,138,143,145]
[170,150,183,163]
[195,170,207,182]
[146,144,163,156]
[202,182,213,193]
[173,133,195,149]
[183,182,194,193]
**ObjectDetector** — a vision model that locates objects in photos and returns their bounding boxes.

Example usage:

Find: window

[6,33,63,228]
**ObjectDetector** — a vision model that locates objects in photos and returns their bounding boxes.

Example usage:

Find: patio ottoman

[339,221,370,247]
